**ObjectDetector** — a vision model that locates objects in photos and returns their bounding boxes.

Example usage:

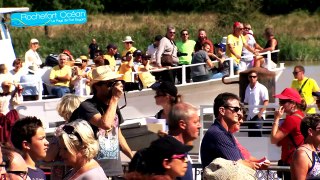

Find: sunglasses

[6,171,28,180]
[249,76,257,78]
[171,154,187,160]
[181,33,188,36]
[244,27,251,30]
[292,71,301,75]
[62,125,82,143]
[125,42,133,44]
[224,106,242,113]
[169,31,176,34]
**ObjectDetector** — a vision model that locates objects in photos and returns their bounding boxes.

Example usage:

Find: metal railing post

[38,79,42,100]
[229,59,234,76]
[267,51,271,70]
[182,65,186,84]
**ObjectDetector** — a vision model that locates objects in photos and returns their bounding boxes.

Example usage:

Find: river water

[276,61,320,94]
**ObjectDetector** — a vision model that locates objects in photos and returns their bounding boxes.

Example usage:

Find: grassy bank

[10,11,320,61]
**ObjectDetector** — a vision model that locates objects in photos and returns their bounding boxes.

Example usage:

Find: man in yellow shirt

[226,22,258,74]
[104,44,118,71]
[49,53,72,97]
[291,65,320,114]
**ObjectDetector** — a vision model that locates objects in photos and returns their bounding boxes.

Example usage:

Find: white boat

[14,51,283,127]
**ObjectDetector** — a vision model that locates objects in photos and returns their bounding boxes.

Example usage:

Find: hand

[259,159,271,170]
[111,81,124,99]
[274,106,284,119]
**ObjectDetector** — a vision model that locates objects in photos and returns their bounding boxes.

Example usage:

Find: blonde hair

[56,94,81,121]
[59,120,99,161]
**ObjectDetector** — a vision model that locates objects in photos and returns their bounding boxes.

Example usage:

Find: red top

[278,110,305,164]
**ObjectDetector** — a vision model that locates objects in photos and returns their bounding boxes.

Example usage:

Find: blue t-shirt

[28,167,46,180]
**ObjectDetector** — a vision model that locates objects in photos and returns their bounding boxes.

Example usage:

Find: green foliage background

[1,0,320,61]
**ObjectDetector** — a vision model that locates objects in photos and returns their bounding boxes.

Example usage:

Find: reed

[10,11,320,61]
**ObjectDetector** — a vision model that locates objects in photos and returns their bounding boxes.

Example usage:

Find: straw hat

[80,55,88,60]
[122,36,134,43]
[90,65,122,85]
[203,158,256,180]
[74,58,82,65]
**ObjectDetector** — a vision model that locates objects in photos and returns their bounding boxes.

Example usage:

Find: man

[155,25,179,83]
[176,29,196,83]
[121,36,137,58]
[70,65,133,179]
[190,43,214,82]
[168,102,201,180]
[49,53,72,98]
[194,29,214,53]
[88,38,99,60]
[11,116,49,180]
[104,44,118,71]
[226,22,258,74]
[147,35,162,63]
[200,92,258,169]
[291,65,320,114]
[244,70,269,137]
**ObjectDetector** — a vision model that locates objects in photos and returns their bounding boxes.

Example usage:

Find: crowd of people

[1,21,318,180]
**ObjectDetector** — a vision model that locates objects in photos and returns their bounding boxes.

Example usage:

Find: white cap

[122,36,134,43]
[30,38,39,44]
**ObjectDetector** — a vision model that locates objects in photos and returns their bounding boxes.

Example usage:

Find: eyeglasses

[249,76,257,78]
[6,171,28,180]
[224,106,242,113]
[171,154,187,160]
[62,125,83,143]
[169,31,176,34]
[279,99,292,105]
[292,71,301,75]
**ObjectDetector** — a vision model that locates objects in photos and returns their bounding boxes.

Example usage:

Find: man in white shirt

[146,35,162,63]
[244,70,269,137]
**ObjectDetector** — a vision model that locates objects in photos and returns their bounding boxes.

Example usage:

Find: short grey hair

[58,53,69,61]
[168,102,198,131]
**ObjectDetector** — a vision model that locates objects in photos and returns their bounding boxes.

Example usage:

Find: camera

[124,82,142,92]
[177,52,188,57]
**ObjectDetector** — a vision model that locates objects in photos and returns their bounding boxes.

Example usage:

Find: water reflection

[277,61,320,93]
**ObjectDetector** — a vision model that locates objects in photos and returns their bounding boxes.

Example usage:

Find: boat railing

[129,50,281,83]
[15,50,280,101]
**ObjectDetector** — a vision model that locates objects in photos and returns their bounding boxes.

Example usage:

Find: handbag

[161,54,174,66]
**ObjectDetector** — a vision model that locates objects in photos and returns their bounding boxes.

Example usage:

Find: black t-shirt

[70,96,124,135]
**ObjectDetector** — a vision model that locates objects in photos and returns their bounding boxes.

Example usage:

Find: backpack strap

[299,78,309,94]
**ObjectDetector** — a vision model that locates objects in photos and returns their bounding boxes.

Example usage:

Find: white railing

[130,50,281,84]
[16,50,280,101]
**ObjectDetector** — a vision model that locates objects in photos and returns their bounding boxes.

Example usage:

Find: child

[11,116,49,180]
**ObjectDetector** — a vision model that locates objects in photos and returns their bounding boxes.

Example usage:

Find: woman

[128,136,192,180]
[45,94,82,180]
[255,27,279,68]
[58,120,107,180]
[10,58,25,83]
[153,81,182,120]
[271,88,306,179]
[240,23,263,70]
[291,114,320,179]
[24,38,42,68]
